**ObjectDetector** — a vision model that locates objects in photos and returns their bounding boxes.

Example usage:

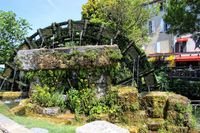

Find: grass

[0,103,76,133]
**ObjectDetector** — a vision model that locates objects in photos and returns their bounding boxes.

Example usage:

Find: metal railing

[191,100,200,116]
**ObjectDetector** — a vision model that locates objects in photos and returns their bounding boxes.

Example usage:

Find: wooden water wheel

[0,20,157,92]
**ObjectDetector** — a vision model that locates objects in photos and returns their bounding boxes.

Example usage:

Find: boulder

[35,106,61,116]
[166,94,193,127]
[167,94,191,112]
[76,121,130,133]
[117,86,139,111]
[141,92,168,118]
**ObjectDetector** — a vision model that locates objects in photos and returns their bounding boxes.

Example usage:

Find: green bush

[67,88,98,115]
[31,85,66,109]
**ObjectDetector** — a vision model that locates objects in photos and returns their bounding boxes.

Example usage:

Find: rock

[146,118,165,131]
[35,106,61,116]
[76,120,130,133]
[166,94,193,127]
[31,128,48,133]
[167,93,191,112]
[141,92,168,118]
[117,86,139,111]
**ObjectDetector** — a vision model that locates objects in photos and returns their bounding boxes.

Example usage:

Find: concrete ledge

[0,114,33,133]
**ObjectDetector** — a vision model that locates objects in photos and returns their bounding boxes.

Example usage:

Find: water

[2,98,22,109]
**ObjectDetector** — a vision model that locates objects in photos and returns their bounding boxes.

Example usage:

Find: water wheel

[0,20,157,92]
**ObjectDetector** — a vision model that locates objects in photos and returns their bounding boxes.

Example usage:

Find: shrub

[67,88,98,115]
[31,85,66,110]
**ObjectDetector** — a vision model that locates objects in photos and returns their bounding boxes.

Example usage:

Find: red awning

[176,38,188,42]
[175,55,200,62]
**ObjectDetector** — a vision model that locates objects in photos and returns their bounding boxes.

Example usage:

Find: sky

[0,0,87,35]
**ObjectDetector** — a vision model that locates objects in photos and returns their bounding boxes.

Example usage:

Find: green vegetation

[0,103,76,133]
[195,107,200,130]
[163,0,200,35]
[82,0,158,46]
[31,85,66,109]
[66,86,139,123]
[0,10,30,63]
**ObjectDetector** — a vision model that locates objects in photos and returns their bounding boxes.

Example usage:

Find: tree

[163,0,200,35]
[82,0,158,46]
[0,10,31,63]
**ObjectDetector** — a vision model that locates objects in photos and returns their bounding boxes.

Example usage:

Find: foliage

[154,68,170,90]
[0,10,31,63]
[163,0,200,35]
[26,70,67,90]
[82,0,158,46]
[67,86,139,123]
[67,88,99,115]
[31,85,66,109]
[110,62,132,84]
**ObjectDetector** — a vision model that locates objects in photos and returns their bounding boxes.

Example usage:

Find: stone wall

[15,45,122,71]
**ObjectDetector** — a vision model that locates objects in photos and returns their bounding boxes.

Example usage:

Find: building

[144,0,173,55]
[145,0,200,68]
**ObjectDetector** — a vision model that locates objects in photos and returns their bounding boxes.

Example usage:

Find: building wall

[186,38,200,52]
[144,9,175,55]
[144,1,199,55]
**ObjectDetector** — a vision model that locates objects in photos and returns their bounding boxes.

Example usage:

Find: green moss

[141,92,168,118]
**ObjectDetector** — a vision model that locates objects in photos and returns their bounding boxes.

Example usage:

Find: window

[160,19,170,32]
[160,19,164,32]
[175,42,187,53]
[149,20,155,34]
[164,23,170,32]
[160,2,164,12]
[155,42,161,53]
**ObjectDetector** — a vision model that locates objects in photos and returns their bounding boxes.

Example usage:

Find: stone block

[141,92,168,118]
[167,94,191,112]
[117,86,139,111]
[15,45,122,71]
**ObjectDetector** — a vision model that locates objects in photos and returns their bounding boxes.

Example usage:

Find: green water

[2,100,20,109]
